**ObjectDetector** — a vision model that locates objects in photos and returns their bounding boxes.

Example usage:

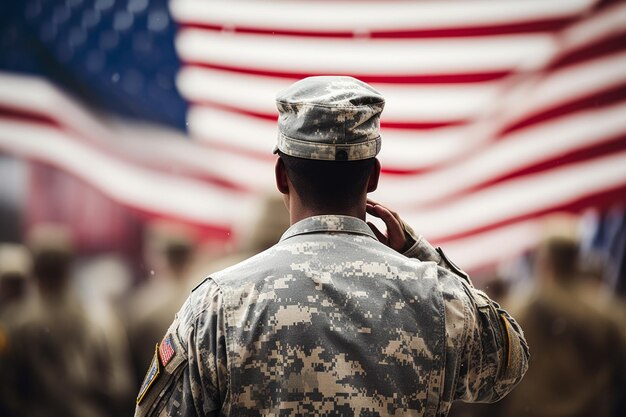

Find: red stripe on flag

[125,206,233,242]
[0,104,62,129]
[381,120,468,130]
[550,33,626,69]
[10,157,234,242]
[434,182,626,245]
[417,133,626,208]
[180,17,575,39]
[0,111,250,193]
[194,136,276,163]
[183,62,514,84]
[499,82,626,136]
[372,18,576,38]
[479,133,626,190]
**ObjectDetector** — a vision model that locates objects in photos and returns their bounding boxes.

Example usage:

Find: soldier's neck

[288,198,367,225]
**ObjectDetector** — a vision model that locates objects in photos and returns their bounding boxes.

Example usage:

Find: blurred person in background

[0,243,31,417]
[0,243,30,318]
[74,254,138,416]
[0,224,127,417]
[126,222,198,388]
[576,252,626,342]
[475,221,626,417]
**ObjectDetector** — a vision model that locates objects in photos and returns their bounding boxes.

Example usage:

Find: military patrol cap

[273,76,385,161]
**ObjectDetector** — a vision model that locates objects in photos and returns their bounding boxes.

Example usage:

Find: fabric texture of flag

[1,0,625,275]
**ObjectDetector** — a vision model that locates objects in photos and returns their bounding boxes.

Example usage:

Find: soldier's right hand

[366,199,414,253]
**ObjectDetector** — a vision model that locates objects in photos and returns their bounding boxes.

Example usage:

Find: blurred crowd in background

[0,195,290,417]
[1,197,625,417]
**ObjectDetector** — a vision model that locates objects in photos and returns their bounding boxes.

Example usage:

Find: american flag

[1,0,625,273]
[159,334,175,367]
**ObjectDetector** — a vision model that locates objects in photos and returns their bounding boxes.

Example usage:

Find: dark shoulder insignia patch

[159,334,176,367]
[137,344,160,405]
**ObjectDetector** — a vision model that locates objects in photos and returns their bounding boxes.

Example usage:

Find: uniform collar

[280,215,377,242]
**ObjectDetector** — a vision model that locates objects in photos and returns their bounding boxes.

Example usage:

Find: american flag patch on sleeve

[159,334,176,367]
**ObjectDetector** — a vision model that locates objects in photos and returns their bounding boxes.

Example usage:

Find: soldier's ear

[367,159,381,193]
[275,157,290,195]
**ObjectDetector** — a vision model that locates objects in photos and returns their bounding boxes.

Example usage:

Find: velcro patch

[159,334,176,367]
[137,344,160,405]
[500,313,512,369]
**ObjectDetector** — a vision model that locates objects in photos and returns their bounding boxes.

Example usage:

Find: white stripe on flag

[397,151,626,241]
[177,66,503,123]
[170,0,593,32]
[175,29,557,74]
[0,119,254,226]
[378,101,626,205]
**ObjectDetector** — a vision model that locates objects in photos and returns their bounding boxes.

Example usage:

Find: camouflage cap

[273,76,384,161]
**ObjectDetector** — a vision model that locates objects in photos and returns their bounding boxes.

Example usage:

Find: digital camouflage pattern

[273,76,384,161]
[134,215,529,417]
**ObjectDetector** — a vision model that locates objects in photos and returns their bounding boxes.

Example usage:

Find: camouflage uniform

[134,77,528,417]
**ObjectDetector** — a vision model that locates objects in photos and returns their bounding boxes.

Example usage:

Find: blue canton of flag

[1,0,187,129]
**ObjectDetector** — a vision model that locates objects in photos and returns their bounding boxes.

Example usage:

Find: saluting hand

[366,199,409,253]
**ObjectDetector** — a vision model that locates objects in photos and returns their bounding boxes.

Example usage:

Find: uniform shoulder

[433,263,475,301]
[174,248,276,332]
[173,277,223,342]
[206,246,281,289]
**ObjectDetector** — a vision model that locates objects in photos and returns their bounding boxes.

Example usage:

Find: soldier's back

[136,215,528,417]
[166,216,478,417]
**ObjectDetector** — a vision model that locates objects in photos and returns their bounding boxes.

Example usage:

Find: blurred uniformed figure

[576,252,626,343]
[74,254,138,415]
[0,244,31,417]
[134,76,529,417]
[0,225,120,417]
[477,228,626,417]
[127,223,198,386]
[0,243,30,317]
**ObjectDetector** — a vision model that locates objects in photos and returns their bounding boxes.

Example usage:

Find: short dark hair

[278,151,376,211]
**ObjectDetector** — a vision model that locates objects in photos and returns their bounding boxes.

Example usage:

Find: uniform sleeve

[134,279,228,417]
[400,227,529,404]
[452,281,529,403]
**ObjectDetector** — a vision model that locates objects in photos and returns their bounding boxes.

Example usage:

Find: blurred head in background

[535,235,580,284]
[164,236,194,279]
[534,215,581,286]
[27,224,74,298]
[0,243,30,311]
[143,221,196,282]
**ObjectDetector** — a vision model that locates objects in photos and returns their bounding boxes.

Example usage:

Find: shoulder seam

[189,277,225,325]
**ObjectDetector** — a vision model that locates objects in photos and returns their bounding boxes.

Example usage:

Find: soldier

[0,225,120,417]
[480,232,626,417]
[0,244,31,417]
[0,243,30,317]
[134,76,529,417]
[127,222,198,386]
